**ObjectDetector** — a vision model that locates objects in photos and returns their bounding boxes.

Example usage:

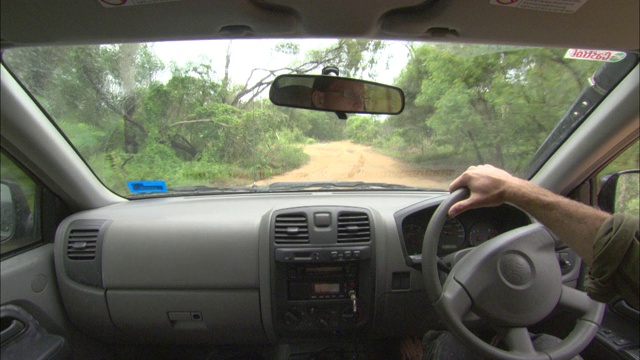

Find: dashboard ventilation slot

[274,213,309,243]
[66,228,100,260]
[337,212,371,243]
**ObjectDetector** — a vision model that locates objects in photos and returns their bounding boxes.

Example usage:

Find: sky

[152,39,409,87]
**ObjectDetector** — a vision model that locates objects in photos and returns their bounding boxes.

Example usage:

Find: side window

[0,152,40,256]
[597,140,639,217]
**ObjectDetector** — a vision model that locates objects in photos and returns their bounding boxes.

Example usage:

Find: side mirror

[0,180,32,243]
[598,169,640,214]
[1,183,17,242]
[269,75,405,115]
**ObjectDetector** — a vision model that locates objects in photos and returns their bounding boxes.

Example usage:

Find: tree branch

[79,61,147,134]
[169,119,231,127]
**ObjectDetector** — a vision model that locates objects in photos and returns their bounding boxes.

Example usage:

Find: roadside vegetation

[6,41,635,196]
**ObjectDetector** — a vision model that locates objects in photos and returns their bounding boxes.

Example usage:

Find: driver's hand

[448,164,523,218]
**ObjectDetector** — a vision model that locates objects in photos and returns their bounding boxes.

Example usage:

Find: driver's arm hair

[448,164,610,264]
[501,179,609,265]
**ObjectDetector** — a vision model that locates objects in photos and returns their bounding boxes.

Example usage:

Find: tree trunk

[466,130,485,164]
[119,43,141,153]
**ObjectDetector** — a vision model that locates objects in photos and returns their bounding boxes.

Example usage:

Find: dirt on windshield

[258,141,455,189]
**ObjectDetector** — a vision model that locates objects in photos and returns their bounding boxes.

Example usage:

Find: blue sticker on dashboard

[127,180,167,194]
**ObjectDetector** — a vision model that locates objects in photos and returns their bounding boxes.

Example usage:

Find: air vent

[66,228,99,260]
[337,212,371,243]
[274,213,309,243]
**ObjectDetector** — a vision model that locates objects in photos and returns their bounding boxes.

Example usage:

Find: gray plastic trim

[1,65,124,210]
[102,218,259,289]
[0,244,70,337]
[425,189,605,360]
[106,289,266,344]
[533,65,639,194]
[53,191,433,343]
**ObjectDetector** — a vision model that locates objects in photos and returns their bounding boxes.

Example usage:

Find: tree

[390,44,601,172]
[345,116,381,145]
[387,44,436,155]
[229,39,387,108]
[2,39,395,192]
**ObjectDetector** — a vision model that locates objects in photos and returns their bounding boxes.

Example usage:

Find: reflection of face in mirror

[312,78,367,112]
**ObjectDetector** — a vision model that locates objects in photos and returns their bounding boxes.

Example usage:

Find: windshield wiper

[127,185,265,198]
[266,181,441,192]
[128,182,442,198]
[169,185,270,193]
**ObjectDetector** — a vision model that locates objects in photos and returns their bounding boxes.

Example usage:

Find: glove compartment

[101,217,266,343]
[106,289,265,343]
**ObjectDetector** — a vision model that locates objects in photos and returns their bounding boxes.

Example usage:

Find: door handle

[0,318,26,346]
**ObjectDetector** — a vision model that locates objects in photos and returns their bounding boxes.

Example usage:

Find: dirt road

[258,141,453,189]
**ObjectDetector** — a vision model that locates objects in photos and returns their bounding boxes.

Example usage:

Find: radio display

[313,283,341,294]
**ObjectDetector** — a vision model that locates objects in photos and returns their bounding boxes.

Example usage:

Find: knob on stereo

[284,310,301,326]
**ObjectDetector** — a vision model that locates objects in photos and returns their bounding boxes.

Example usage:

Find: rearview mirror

[269,75,405,115]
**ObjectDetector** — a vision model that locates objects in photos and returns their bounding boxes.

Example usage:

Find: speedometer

[438,218,466,255]
[469,222,498,245]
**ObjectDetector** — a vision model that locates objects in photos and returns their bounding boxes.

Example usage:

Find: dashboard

[52,190,573,346]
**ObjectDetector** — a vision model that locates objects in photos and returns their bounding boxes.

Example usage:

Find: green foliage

[57,119,109,155]
[345,116,380,145]
[387,45,601,174]
[264,144,310,176]
[295,111,346,141]
[616,174,639,218]
[305,40,386,78]
[4,41,617,196]
[602,142,640,175]
[275,42,300,55]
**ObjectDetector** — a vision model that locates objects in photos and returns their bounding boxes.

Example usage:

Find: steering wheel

[422,188,605,360]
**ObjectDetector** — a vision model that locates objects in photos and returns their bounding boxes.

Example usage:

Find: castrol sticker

[564,49,627,63]
[490,0,588,14]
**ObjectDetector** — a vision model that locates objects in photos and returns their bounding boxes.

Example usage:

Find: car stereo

[288,263,358,301]
[272,246,374,337]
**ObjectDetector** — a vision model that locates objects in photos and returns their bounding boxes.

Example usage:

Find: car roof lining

[1,0,638,50]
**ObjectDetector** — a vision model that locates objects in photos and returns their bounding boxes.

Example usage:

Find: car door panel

[0,304,71,360]
[0,245,72,359]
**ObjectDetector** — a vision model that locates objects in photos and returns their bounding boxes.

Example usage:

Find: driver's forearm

[503,180,610,265]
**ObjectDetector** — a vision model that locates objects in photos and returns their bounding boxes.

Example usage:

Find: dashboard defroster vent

[274,213,309,243]
[337,212,371,243]
[67,228,100,260]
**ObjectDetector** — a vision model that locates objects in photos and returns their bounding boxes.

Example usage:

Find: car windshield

[2,40,636,197]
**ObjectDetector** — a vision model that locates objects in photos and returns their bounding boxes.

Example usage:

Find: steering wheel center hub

[499,252,533,287]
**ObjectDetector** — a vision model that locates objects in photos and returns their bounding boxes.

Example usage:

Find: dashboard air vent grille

[337,212,370,243]
[67,228,100,260]
[274,213,309,243]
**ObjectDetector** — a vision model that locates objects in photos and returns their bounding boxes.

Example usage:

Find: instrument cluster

[400,204,531,256]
